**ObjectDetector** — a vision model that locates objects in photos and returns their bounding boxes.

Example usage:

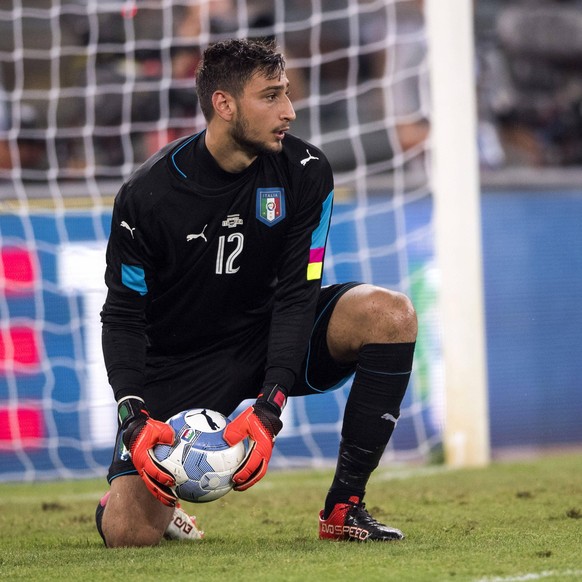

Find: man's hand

[223,403,282,491]
[118,397,178,506]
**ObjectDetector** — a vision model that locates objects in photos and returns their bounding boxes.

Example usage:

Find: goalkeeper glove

[118,396,178,507]
[223,384,286,491]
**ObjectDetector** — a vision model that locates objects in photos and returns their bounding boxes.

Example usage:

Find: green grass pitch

[1,452,581,581]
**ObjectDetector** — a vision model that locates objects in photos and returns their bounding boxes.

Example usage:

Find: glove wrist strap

[256,383,288,417]
[117,395,147,428]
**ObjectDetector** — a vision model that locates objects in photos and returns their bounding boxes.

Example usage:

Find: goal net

[0,0,441,481]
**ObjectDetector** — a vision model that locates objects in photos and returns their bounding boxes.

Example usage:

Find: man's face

[230,71,296,157]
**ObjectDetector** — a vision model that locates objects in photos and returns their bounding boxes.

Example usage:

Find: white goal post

[425,0,491,467]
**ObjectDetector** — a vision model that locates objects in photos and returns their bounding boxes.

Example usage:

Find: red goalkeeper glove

[118,396,177,507]
[223,384,286,491]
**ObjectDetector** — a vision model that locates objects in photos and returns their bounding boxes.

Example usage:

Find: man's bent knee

[100,475,174,548]
[371,287,417,342]
[327,285,417,361]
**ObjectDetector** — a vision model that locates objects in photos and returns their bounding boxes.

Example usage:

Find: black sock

[95,500,107,546]
[324,342,415,518]
[323,438,385,517]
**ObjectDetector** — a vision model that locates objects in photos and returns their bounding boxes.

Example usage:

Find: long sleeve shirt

[101,131,334,402]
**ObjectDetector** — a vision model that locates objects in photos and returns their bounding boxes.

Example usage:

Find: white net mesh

[0,0,441,481]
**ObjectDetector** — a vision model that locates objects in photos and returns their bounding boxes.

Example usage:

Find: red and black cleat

[319,496,404,542]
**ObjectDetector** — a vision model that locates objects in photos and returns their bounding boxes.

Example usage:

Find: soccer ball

[153,408,247,503]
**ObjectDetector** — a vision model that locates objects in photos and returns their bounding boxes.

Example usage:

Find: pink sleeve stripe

[309,247,325,263]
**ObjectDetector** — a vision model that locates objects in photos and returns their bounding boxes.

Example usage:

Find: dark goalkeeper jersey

[101,131,334,402]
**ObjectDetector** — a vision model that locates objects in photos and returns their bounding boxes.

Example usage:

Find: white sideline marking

[474,571,582,582]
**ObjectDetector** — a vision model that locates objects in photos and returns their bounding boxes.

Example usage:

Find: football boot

[318,495,404,541]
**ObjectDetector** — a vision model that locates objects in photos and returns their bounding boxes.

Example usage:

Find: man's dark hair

[196,38,286,121]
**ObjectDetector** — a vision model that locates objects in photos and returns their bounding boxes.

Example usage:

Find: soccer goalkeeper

[96,38,417,547]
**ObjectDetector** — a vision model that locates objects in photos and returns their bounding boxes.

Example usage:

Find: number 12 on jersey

[215,233,244,275]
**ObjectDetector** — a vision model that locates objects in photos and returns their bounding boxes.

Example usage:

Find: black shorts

[106,281,361,483]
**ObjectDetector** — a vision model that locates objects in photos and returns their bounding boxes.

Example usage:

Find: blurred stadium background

[0,0,581,483]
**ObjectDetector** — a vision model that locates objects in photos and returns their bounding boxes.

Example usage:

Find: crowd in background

[477,0,582,167]
[1,0,582,179]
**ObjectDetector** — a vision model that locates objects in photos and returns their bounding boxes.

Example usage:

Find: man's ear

[211,90,235,122]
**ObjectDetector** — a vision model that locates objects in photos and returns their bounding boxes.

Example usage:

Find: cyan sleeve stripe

[121,264,148,295]
[310,190,334,250]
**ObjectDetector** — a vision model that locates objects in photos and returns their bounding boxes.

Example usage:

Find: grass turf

[0,452,581,581]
